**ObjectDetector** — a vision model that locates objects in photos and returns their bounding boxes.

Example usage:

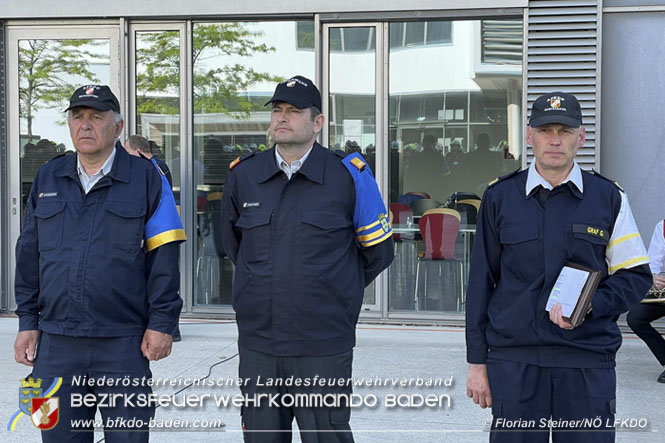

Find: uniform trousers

[626,303,665,366]
[486,357,616,443]
[32,332,154,443]
[238,345,354,443]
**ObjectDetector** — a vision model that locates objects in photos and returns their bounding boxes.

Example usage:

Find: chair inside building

[410,198,441,217]
[446,191,480,225]
[414,208,464,312]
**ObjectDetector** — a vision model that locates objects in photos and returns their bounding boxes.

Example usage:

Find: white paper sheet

[546,266,590,317]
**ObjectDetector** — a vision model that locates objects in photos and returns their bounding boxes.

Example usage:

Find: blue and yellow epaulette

[341,152,392,248]
[591,169,624,192]
[487,167,521,188]
[229,151,256,170]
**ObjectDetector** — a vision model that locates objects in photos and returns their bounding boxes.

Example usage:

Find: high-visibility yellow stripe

[356,219,380,233]
[608,232,640,249]
[361,229,393,247]
[146,229,187,252]
[609,256,650,273]
[357,227,387,242]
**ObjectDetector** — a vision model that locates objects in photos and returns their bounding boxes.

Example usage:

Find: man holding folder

[465,91,652,442]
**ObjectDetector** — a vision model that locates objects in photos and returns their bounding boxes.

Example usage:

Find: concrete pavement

[1,317,664,442]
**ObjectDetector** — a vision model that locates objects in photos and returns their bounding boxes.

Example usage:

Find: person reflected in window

[403,134,451,203]
[446,139,464,168]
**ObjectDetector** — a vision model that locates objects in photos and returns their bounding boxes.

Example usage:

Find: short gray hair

[67,109,124,124]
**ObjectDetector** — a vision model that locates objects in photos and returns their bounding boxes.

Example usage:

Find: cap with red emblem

[265,75,321,111]
[65,85,120,113]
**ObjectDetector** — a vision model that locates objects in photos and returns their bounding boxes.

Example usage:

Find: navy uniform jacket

[466,164,652,368]
[15,146,185,337]
[221,143,394,356]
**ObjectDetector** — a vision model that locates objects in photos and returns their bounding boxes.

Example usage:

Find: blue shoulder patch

[342,152,392,247]
[145,158,186,251]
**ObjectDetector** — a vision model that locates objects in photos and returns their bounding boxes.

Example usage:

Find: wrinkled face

[270,102,324,147]
[527,123,585,173]
[68,107,122,156]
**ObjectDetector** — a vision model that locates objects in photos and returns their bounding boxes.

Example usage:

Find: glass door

[6,25,121,311]
[322,23,386,314]
[322,18,523,319]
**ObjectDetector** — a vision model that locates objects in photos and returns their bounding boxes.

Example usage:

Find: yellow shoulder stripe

[229,156,241,170]
[356,219,380,233]
[362,230,393,247]
[608,256,649,274]
[607,232,640,249]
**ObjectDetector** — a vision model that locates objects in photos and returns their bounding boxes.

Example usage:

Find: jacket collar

[258,142,325,185]
[55,142,131,184]
[525,161,583,200]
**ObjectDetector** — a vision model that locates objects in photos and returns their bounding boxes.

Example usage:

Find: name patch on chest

[243,202,260,208]
[38,192,58,198]
[573,224,606,239]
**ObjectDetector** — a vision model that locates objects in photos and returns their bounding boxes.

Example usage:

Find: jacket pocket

[498,224,540,281]
[567,223,609,264]
[235,210,272,263]
[300,211,352,262]
[105,201,146,253]
[499,225,539,244]
[33,201,66,253]
[571,227,609,245]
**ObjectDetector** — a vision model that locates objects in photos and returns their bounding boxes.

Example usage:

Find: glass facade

[18,38,110,218]
[386,19,522,314]
[5,14,524,320]
[191,21,316,306]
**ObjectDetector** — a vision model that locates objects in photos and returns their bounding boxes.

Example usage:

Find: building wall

[0,0,527,19]
[601,7,665,240]
[1,21,6,310]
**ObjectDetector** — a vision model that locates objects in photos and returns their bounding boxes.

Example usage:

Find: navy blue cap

[65,85,120,113]
[529,92,582,128]
[265,75,321,111]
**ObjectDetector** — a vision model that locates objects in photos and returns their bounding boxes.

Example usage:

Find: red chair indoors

[414,208,464,311]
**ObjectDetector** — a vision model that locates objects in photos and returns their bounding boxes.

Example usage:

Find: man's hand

[549,302,574,330]
[653,273,665,290]
[140,329,173,361]
[467,363,492,408]
[14,330,39,366]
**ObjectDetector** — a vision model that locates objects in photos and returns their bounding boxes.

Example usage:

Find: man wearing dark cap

[465,92,652,442]
[13,85,185,442]
[221,75,394,442]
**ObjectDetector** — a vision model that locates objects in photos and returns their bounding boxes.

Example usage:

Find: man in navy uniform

[13,85,185,442]
[465,91,652,442]
[221,75,394,442]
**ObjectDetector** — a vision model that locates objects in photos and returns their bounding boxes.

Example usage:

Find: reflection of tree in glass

[19,39,102,141]
[136,24,283,118]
